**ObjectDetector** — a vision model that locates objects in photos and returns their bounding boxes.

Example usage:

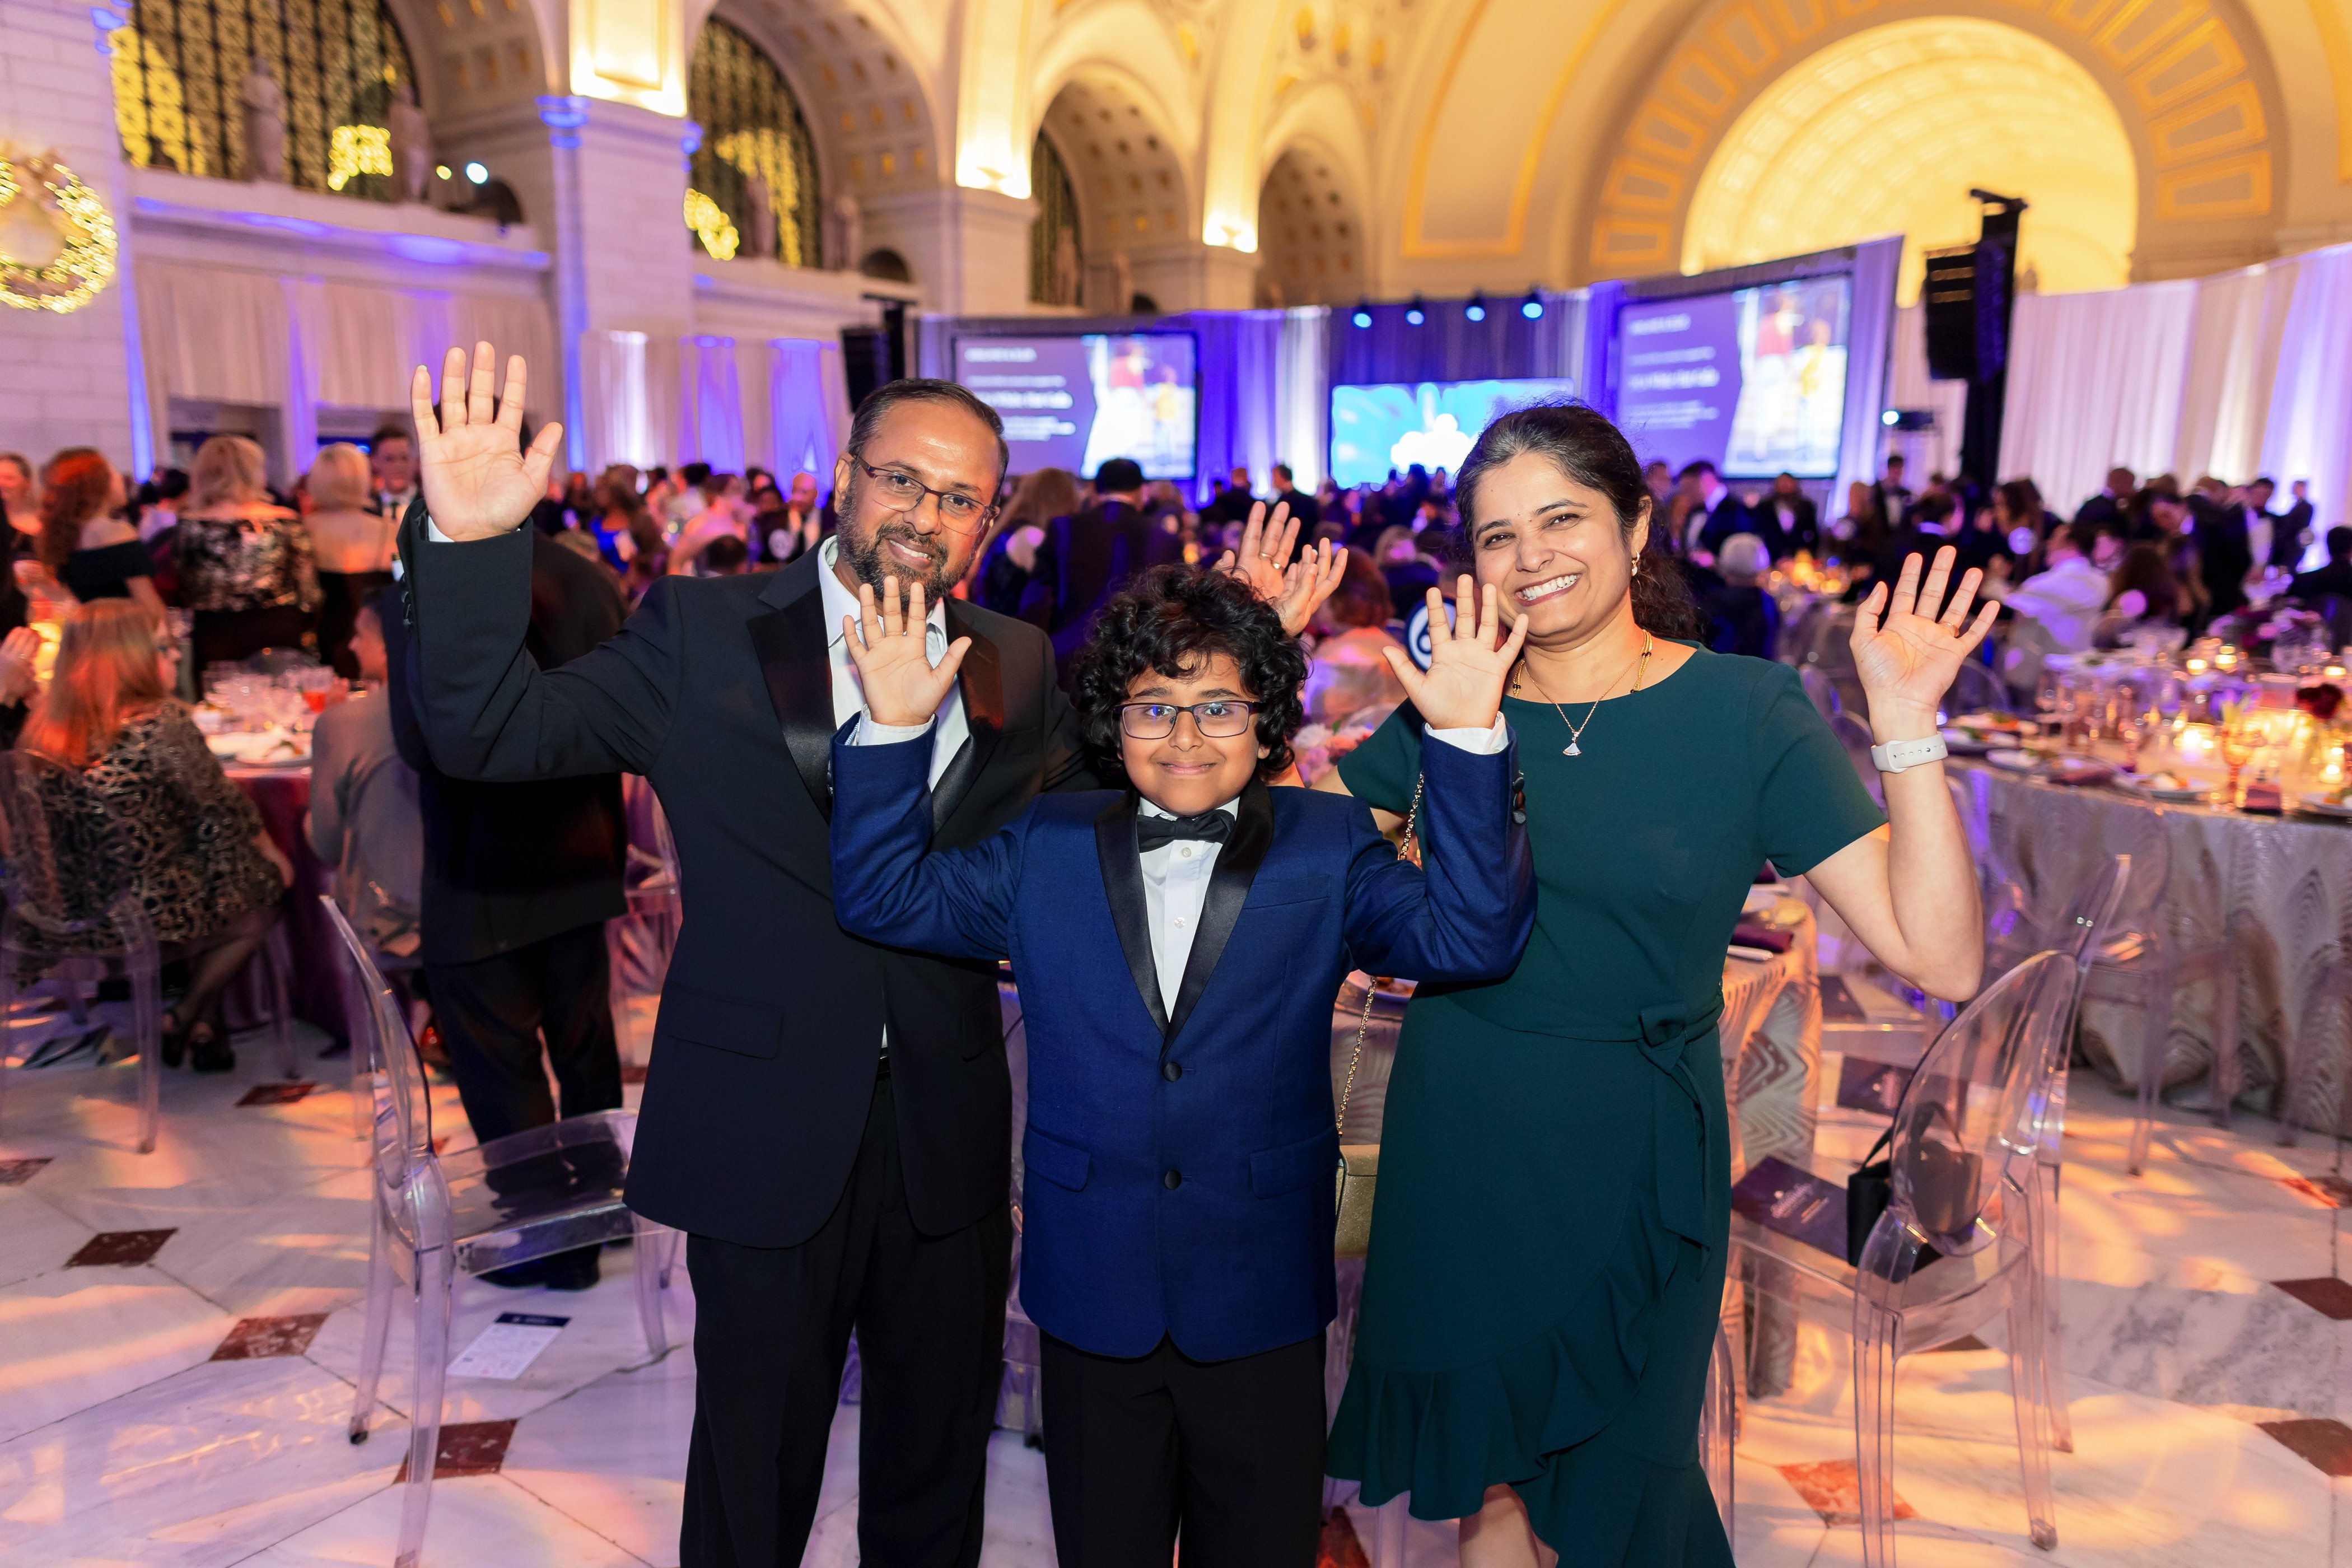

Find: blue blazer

[829,730,1534,1362]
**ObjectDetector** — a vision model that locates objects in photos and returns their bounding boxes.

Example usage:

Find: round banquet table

[222,761,347,1044]
[1952,755,2352,1134]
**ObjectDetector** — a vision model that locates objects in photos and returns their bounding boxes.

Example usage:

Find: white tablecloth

[1954,758,2352,1132]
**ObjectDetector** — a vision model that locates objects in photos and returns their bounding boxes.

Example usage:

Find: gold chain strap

[1337,772,1425,1135]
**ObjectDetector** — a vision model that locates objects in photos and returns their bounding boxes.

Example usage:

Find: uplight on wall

[464,161,489,184]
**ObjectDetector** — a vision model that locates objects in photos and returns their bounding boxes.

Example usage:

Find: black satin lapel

[932,603,1005,832]
[1095,793,1169,1036]
[1164,780,1274,1046]
[747,589,838,821]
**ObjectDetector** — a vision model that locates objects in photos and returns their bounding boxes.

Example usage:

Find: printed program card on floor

[448,1313,570,1379]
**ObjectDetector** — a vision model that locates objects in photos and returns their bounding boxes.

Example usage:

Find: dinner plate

[2297,793,2352,819]
[2121,775,2209,802]
[206,732,311,767]
[1939,728,1997,755]
[1985,748,2039,773]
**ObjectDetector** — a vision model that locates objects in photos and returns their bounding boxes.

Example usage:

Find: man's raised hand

[843,578,970,729]
[409,343,564,542]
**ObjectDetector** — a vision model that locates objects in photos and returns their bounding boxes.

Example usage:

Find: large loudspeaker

[1922,240,2015,383]
[839,325,893,414]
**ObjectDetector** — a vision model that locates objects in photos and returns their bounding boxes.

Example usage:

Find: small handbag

[1334,775,1424,1258]
[1844,1104,1980,1267]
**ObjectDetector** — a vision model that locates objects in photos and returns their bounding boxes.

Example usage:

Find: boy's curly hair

[1070,565,1308,781]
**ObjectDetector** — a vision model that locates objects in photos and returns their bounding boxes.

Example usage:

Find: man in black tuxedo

[2290,527,2352,602]
[2275,479,2317,569]
[2188,477,2253,619]
[2074,466,2136,530]
[1761,472,1818,558]
[395,348,1096,1568]
[383,526,630,1291]
[1871,453,1913,530]
[1198,465,1256,529]
[1677,460,1757,555]
[1269,461,1319,528]
[1019,455,1186,679]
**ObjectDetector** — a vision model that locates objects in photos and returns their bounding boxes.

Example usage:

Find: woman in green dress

[1320,405,1995,1566]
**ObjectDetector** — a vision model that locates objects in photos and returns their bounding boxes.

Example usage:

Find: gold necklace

[1516,634,1653,757]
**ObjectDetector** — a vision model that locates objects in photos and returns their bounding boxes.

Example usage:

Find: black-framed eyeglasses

[850,455,997,535]
[1117,700,1261,740]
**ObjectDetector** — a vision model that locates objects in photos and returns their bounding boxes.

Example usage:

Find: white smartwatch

[1869,734,1948,774]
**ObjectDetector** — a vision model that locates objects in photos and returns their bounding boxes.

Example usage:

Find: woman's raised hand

[409,343,564,542]
[1850,546,1999,734]
[843,577,970,729]
[1381,576,1528,732]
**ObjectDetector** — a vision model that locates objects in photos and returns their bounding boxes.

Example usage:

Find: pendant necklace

[1515,634,1653,757]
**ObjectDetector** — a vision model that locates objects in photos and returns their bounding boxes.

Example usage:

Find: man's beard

[838,501,957,600]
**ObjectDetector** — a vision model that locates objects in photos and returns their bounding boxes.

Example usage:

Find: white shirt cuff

[1424,715,1510,754]
[424,516,523,543]
[854,713,935,745]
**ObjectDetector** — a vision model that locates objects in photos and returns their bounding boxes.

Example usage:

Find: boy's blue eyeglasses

[1118,701,1261,740]
[850,455,997,535]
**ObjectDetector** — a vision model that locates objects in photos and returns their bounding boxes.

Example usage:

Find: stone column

[862,185,1037,316]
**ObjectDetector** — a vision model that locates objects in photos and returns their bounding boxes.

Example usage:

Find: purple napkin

[1730,922,1793,954]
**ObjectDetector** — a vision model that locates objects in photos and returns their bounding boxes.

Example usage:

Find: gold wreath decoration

[0,149,120,314]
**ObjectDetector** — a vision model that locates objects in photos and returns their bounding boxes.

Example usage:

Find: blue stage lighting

[1351,305,1373,329]
[1520,290,1544,320]
[1404,295,1426,326]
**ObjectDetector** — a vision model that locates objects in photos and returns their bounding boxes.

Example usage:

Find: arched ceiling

[1684,17,2138,303]
[710,0,945,196]
[1039,73,1194,255]
[1255,143,1362,304]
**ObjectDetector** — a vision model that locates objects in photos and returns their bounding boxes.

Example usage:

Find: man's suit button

[1162,1169,1182,1189]
[1163,1061,1182,1082]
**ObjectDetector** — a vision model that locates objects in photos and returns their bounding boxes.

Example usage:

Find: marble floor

[4,1007,2351,1568]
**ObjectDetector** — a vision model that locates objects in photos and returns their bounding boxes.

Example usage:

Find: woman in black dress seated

[17,600,291,1070]
[301,444,396,679]
[39,448,162,619]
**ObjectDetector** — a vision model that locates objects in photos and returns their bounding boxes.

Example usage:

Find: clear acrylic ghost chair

[1698,1317,1737,1542]
[0,752,164,1152]
[1942,658,2012,717]
[324,896,673,1568]
[1984,818,2234,1175]
[1732,951,2078,1567]
[606,785,680,1066]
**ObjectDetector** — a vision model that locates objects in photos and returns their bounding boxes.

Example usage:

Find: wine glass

[2220,724,2256,806]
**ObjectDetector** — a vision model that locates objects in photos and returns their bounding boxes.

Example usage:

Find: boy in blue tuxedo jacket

[829,564,1534,1568]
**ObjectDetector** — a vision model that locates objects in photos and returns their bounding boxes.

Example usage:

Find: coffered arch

[1037,71,1198,274]
[1584,0,2285,285]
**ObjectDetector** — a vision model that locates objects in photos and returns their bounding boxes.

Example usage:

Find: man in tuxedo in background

[398,347,1096,1568]
[2073,466,2136,530]
[2290,526,2352,603]
[2276,479,2317,570]
[1872,452,1914,530]
[2188,474,2253,619]
[1020,456,1186,679]
[1199,465,1256,530]
[1763,471,1818,558]
[384,497,632,1288]
[370,425,419,519]
[1269,461,1319,529]
[1678,460,1756,556]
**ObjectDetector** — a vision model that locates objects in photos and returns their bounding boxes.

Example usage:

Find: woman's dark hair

[1996,478,2042,530]
[2106,542,2176,619]
[1450,403,1705,640]
[1322,548,1393,629]
[1071,564,1308,781]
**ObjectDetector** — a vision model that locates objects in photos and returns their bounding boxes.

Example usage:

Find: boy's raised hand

[1380,576,1528,732]
[1213,501,1347,637]
[844,578,971,729]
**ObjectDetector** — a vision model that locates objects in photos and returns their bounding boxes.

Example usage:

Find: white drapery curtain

[676,337,746,475]
[1998,282,2197,518]
[1275,307,1329,493]
[767,338,852,479]
[1994,241,2352,531]
[580,330,654,473]
[1884,304,1970,484]
[132,259,556,481]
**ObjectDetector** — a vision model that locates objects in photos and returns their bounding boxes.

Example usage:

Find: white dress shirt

[2002,554,2110,654]
[856,716,1510,1014]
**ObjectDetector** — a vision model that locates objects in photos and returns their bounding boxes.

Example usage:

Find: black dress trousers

[682,1076,1014,1568]
[422,920,622,1145]
[1039,1327,1328,1568]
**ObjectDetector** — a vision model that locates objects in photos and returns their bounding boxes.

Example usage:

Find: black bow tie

[1135,811,1233,853]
